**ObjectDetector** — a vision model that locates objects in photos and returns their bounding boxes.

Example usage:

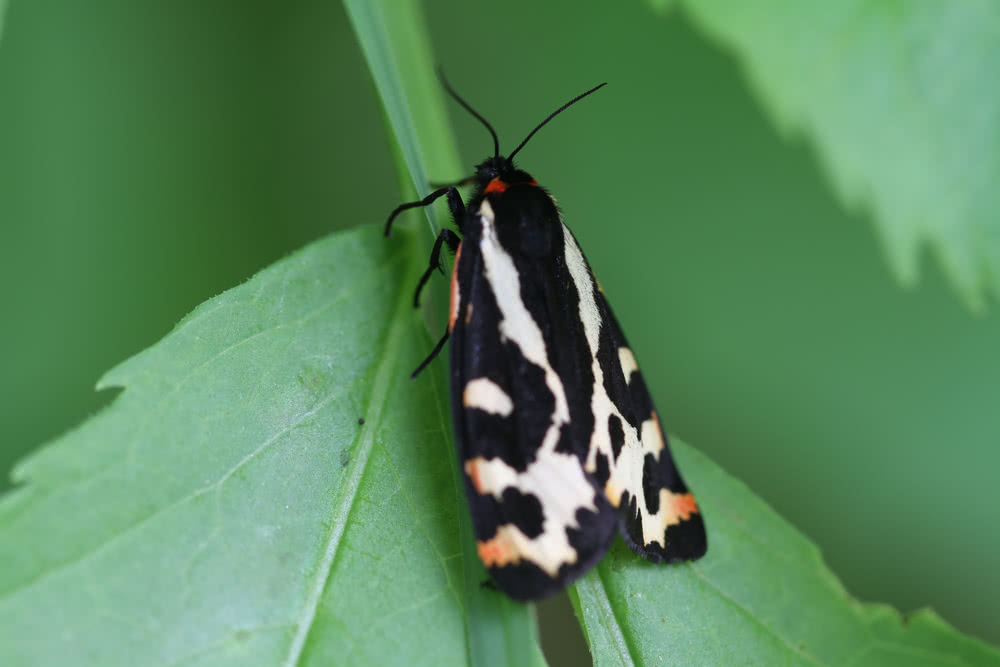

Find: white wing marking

[467,201,599,575]
[463,377,514,417]
[563,224,664,544]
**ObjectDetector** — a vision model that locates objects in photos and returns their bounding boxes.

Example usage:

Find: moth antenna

[439,68,500,159]
[506,82,607,162]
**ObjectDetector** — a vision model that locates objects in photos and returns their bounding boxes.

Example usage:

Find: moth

[385,78,707,600]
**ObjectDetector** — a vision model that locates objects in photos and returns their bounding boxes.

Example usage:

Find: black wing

[560,224,707,562]
[449,186,619,600]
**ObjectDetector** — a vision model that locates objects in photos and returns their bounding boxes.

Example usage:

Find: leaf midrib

[281,243,418,666]
[577,569,637,667]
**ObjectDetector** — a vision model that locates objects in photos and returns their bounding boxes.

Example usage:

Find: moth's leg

[429,175,475,189]
[384,186,466,236]
[411,329,450,379]
[414,229,461,308]
[442,187,467,232]
[394,187,465,378]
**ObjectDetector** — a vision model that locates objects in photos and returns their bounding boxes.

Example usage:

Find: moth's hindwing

[561,229,708,563]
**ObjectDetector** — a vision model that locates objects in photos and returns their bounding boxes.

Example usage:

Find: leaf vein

[280,249,417,667]
[688,563,825,665]
[0,386,351,601]
[576,569,637,667]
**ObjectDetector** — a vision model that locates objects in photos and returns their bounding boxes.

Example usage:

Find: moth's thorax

[474,179,559,260]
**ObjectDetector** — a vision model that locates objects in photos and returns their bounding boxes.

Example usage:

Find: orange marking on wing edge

[673,492,699,521]
[448,241,463,333]
[464,458,484,494]
[477,530,521,568]
[484,178,508,194]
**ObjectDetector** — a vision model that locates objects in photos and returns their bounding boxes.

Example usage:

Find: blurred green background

[1,0,996,654]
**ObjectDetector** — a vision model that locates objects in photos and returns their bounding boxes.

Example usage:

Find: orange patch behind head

[484,178,508,194]
[484,177,538,195]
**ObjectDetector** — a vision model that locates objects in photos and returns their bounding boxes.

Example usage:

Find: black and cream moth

[385,79,707,601]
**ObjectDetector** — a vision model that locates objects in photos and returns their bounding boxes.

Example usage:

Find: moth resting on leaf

[385,78,707,600]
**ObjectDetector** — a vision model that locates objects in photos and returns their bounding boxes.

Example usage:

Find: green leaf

[0,226,474,666]
[667,1,1000,309]
[571,440,1000,666]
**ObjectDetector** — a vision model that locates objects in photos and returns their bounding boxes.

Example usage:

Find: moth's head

[474,156,509,182]
[474,157,533,187]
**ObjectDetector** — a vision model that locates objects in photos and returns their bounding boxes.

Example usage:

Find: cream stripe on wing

[618,347,638,383]
[478,200,569,443]
[563,224,661,542]
[468,201,598,576]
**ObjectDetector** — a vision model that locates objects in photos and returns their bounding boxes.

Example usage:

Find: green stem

[343,2,547,665]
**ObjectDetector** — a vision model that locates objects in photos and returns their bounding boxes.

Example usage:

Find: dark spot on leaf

[298,360,331,400]
[358,417,365,425]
